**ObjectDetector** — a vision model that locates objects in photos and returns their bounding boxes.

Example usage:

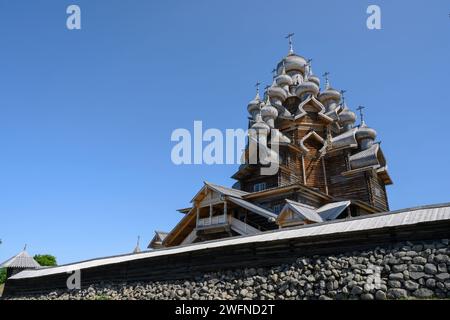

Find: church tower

[160,35,393,248]
[232,34,392,213]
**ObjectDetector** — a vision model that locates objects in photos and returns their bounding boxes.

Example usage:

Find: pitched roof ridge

[285,199,317,210]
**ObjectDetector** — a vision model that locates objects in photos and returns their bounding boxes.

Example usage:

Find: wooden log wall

[367,171,389,212]
[326,152,371,204]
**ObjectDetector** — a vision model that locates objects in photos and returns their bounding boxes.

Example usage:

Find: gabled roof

[155,231,168,241]
[147,231,169,249]
[278,199,323,223]
[227,197,277,220]
[164,182,273,247]
[177,207,192,214]
[317,201,351,221]
[278,200,353,224]
[206,181,249,198]
[299,131,326,154]
[0,249,40,269]
[294,96,333,123]
[191,181,249,203]
[193,182,277,220]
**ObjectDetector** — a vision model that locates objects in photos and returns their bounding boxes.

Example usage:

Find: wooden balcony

[196,214,230,235]
[197,214,228,228]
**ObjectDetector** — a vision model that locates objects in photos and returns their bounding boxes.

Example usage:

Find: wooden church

[148,36,392,249]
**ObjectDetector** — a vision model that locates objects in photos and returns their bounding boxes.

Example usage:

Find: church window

[253,182,267,192]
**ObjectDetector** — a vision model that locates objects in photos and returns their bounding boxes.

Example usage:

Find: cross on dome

[323,72,330,90]
[340,90,347,105]
[285,33,295,54]
[357,106,366,124]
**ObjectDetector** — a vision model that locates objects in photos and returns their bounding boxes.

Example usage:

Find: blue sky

[0,0,449,264]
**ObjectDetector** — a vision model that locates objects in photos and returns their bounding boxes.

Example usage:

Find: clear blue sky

[1,0,449,264]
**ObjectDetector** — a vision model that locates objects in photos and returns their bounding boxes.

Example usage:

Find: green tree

[33,254,57,267]
[0,268,6,284]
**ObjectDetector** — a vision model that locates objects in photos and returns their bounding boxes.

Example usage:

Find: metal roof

[190,182,249,203]
[349,144,380,169]
[331,128,358,150]
[155,231,168,241]
[318,201,351,221]
[205,182,249,198]
[10,203,450,280]
[281,199,323,223]
[227,196,277,220]
[0,250,40,269]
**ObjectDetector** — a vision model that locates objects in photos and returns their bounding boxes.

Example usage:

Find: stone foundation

[4,239,450,300]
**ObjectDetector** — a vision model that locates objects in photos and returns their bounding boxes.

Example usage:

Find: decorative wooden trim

[301,155,306,184]
[321,157,329,195]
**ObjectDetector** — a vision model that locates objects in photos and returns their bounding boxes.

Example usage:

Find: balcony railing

[197,214,228,229]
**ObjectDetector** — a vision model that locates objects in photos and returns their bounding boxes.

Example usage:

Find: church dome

[308,74,320,87]
[268,83,288,102]
[338,107,357,126]
[294,80,320,98]
[356,122,377,141]
[261,101,279,120]
[276,53,307,75]
[319,87,341,103]
[275,68,293,88]
[251,119,270,133]
[247,94,261,115]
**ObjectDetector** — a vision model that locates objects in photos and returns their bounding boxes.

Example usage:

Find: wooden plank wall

[326,153,371,204]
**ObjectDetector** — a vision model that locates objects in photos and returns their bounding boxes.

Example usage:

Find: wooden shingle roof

[0,249,40,269]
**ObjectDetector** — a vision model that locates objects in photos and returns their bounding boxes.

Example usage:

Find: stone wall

[4,239,449,300]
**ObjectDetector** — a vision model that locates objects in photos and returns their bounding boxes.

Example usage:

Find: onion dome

[319,73,341,104]
[338,107,357,129]
[275,65,293,88]
[251,118,270,134]
[247,91,261,118]
[355,122,377,141]
[261,97,279,128]
[308,74,320,87]
[304,59,320,87]
[276,53,307,75]
[319,87,341,104]
[268,80,288,102]
[294,80,320,98]
[356,121,377,150]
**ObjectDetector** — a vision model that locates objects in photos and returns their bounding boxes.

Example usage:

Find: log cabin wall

[367,171,389,211]
[253,189,323,211]
[325,151,370,204]
[329,172,371,204]
[240,175,278,193]
[300,130,326,193]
